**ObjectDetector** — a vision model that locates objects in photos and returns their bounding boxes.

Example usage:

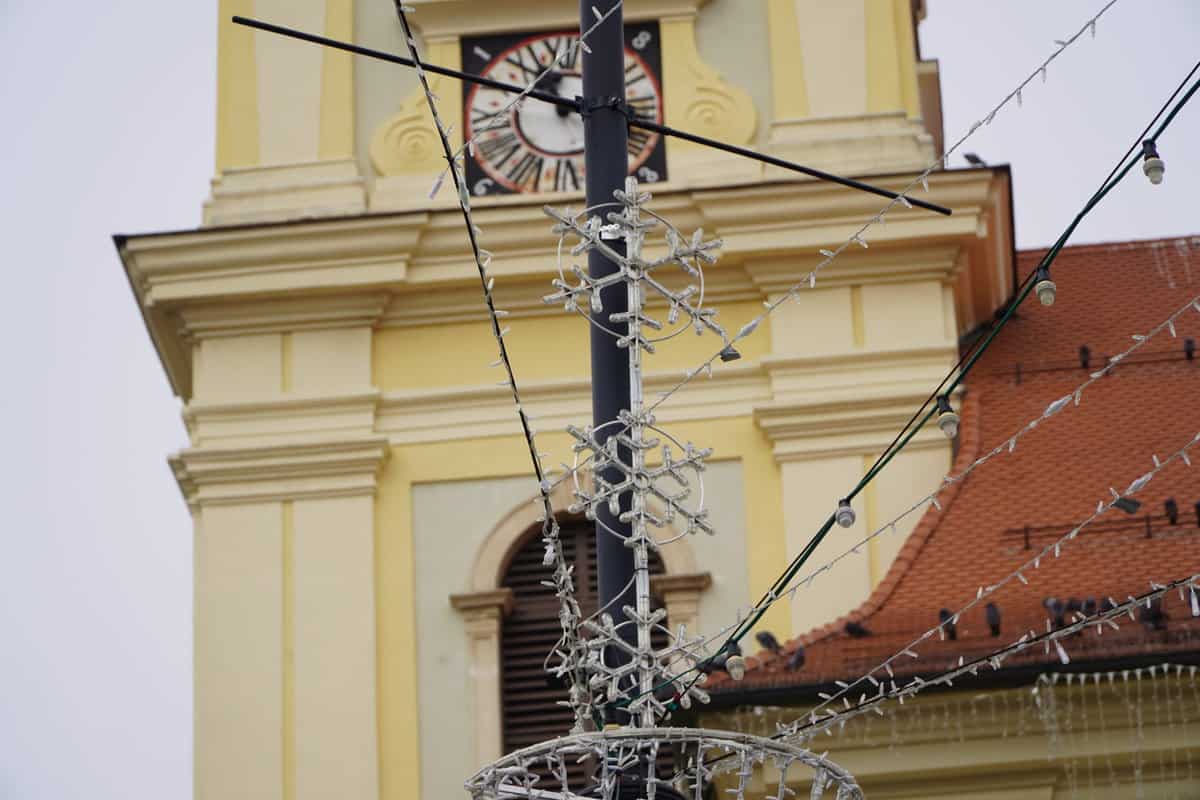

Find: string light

[777,427,1200,745]
[1142,140,1166,185]
[633,0,1126,430]
[392,3,596,733]
[610,293,1200,712]
[1034,266,1057,306]
[636,67,1200,682]
[835,499,857,529]
[935,396,960,439]
[778,575,1200,747]
[465,726,863,800]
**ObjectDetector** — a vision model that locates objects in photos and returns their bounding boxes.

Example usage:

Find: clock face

[461,21,667,197]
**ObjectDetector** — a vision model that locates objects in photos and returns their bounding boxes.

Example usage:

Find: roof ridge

[1017,232,1200,257]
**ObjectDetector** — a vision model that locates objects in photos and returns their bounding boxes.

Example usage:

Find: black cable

[230,15,952,216]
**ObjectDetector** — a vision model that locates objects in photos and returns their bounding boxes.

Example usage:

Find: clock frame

[461,21,668,197]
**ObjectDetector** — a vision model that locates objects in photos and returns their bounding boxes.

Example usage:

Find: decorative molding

[469,479,701,594]
[448,587,513,769]
[401,0,711,39]
[659,15,757,184]
[743,243,960,293]
[377,364,771,445]
[170,436,390,506]
[760,344,956,406]
[650,571,712,635]
[184,390,381,446]
[117,168,1009,400]
[754,386,956,463]
[177,293,390,340]
[203,158,366,227]
[450,588,515,620]
[767,111,935,178]
[650,572,713,594]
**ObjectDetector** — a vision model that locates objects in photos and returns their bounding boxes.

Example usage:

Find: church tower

[116,2,1013,797]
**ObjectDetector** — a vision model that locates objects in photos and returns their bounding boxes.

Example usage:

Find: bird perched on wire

[964,152,987,167]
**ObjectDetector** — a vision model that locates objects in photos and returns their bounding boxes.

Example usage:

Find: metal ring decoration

[465,726,862,800]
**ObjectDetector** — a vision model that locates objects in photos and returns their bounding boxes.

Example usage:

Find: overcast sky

[0,1,1196,798]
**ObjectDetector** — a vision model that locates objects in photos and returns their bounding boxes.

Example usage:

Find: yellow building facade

[118,2,1015,798]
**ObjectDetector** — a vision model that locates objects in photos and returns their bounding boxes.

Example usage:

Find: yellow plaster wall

[195,502,283,800]
[194,334,283,402]
[216,0,260,171]
[373,300,772,391]
[319,0,355,160]
[373,414,789,799]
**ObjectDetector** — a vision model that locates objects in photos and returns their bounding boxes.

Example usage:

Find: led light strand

[427,2,625,200]
[678,575,1200,784]
[543,180,731,728]
[394,3,594,733]
[635,0,1123,428]
[762,293,1200,607]
[507,0,1138,513]
[778,428,1200,744]
[779,575,1200,748]
[651,63,1200,684]
[606,293,1200,710]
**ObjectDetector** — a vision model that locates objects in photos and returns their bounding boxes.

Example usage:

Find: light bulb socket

[835,499,856,528]
[936,395,959,439]
[1142,140,1165,185]
[1034,267,1056,306]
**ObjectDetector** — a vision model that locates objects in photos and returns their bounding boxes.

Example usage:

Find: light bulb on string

[1034,266,1057,306]
[835,499,857,528]
[1142,140,1165,185]
[936,396,960,440]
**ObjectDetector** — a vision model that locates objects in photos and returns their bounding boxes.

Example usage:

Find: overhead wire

[610,48,1200,718]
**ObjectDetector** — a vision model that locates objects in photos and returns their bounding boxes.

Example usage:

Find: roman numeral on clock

[478,131,521,169]
[626,95,658,121]
[554,159,579,193]
[507,151,545,192]
[627,127,653,159]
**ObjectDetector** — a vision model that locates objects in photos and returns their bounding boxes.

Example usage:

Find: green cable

[613,75,1200,715]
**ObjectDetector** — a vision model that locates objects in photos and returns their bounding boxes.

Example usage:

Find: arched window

[499,517,668,754]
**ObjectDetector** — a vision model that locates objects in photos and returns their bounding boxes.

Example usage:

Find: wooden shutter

[500,519,668,756]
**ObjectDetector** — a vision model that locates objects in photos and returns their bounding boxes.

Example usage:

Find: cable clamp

[576,95,628,118]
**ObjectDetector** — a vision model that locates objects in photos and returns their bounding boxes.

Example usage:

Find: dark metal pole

[581,0,636,716]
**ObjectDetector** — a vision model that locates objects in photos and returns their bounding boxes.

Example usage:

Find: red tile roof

[713,235,1200,695]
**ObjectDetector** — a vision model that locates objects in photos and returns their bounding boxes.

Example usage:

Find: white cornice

[754,386,957,462]
[178,293,391,340]
[117,168,1009,399]
[406,0,710,40]
[377,362,770,444]
[184,390,382,446]
[170,436,390,506]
